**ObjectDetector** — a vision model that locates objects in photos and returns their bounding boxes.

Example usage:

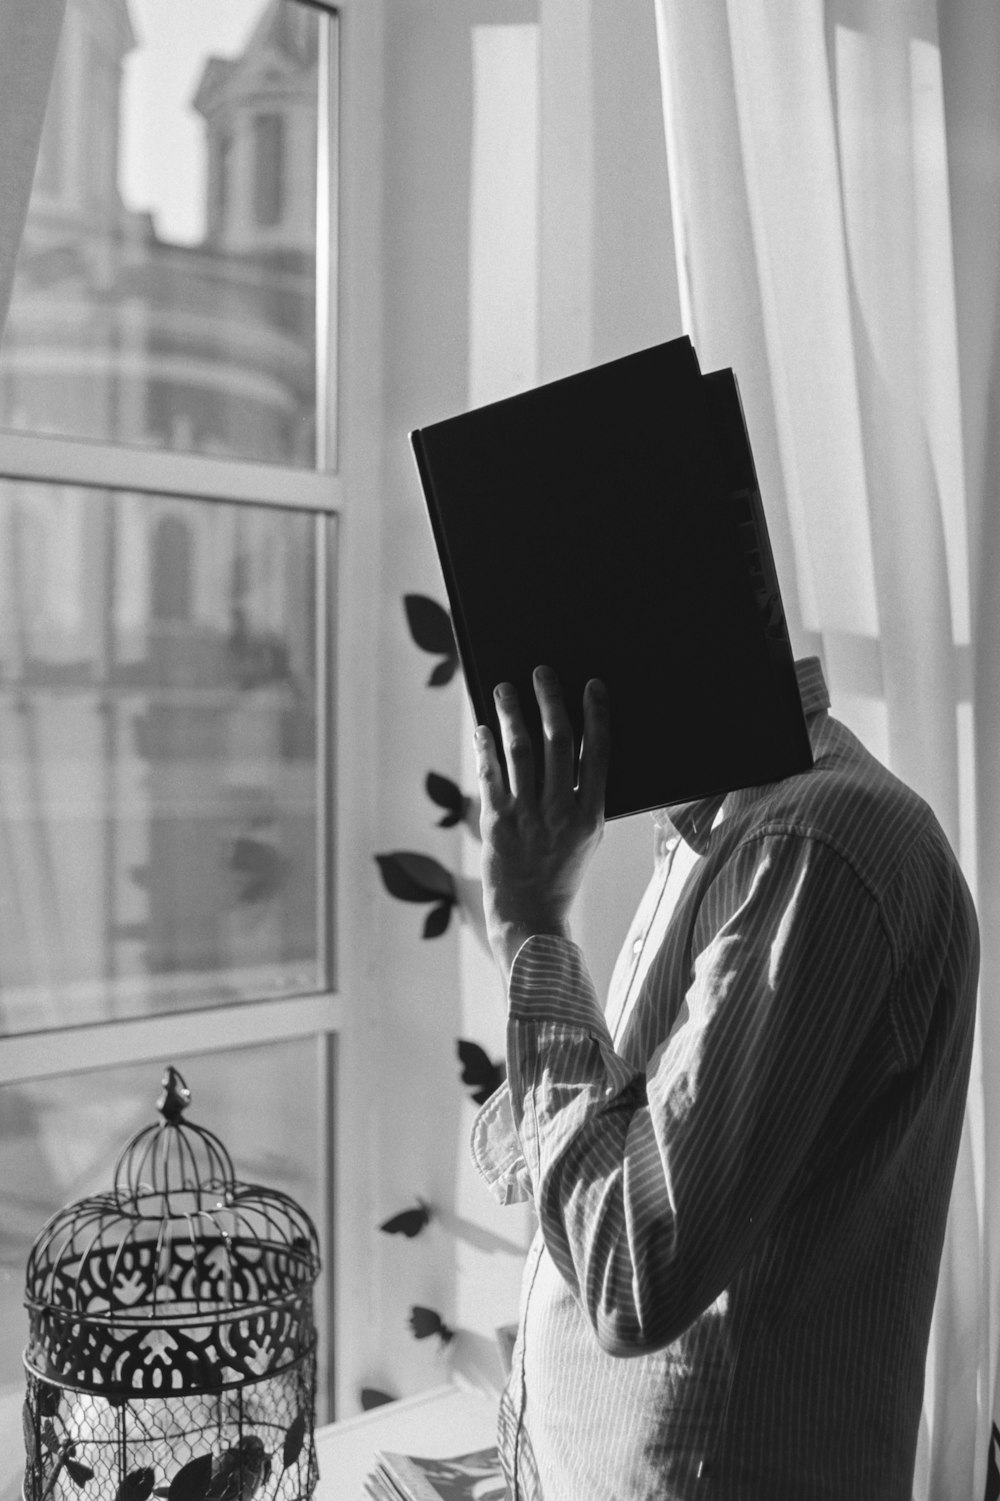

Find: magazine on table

[363,1443,506,1500]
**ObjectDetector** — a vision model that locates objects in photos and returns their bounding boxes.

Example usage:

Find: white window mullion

[0,992,343,1086]
[0,432,341,513]
[316,9,341,473]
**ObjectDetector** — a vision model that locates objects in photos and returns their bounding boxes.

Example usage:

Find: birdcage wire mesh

[21,1066,321,1501]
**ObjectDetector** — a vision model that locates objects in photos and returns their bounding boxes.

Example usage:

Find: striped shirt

[471,658,978,1499]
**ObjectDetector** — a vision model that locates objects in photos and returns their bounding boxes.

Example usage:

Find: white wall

[334,0,683,1418]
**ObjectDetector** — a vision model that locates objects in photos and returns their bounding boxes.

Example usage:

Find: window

[0,2,340,1491]
[0,1,323,468]
[255,112,286,226]
[33,48,64,196]
[0,482,323,1033]
[213,128,233,234]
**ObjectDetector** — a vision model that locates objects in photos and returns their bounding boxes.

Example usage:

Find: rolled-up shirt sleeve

[475,829,896,1356]
[470,1081,535,1206]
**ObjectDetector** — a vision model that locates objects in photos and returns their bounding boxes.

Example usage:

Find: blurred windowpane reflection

[0,480,325,1031]
[0,0,324,466]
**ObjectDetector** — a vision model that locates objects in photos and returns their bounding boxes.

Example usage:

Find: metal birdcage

[21,1066,321,1501]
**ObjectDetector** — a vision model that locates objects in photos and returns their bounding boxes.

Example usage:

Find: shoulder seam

[730,823,907,1066]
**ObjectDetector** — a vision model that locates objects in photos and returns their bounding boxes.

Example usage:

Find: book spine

[706,370,798,676]
[725,485,788,645]
[725,479,807,753]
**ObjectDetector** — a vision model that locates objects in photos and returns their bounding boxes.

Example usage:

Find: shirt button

[631,937,643,956]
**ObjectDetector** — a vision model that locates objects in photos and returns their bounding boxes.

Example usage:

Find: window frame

[0,0,344,1426]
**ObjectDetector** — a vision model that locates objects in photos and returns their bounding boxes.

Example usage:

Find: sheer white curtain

[652,0,1000,1494]
[0,0,66,339]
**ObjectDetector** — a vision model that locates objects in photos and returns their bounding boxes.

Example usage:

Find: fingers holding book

[474,668,609,985]
[477,668,609,814]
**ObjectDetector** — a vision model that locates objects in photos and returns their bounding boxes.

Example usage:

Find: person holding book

[471,663,977,1500]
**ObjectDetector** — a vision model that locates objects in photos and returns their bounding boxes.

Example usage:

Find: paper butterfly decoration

[457,1040,506,1105]
[379,1200,432,1237]
[374,851,457,938]
[408,1306,454,1344]
[360,1388,396,1412]
[425,771,472,829]
[403,594,459,687]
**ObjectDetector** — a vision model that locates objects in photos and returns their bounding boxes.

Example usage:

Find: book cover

[410,336,811,819]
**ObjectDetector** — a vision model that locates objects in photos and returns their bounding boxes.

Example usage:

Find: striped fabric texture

[471,659,979,1499]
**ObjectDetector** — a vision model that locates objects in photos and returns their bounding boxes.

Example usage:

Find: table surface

[313,1382,500,1499]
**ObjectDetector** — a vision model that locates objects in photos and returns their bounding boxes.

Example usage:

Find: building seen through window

[254,112,286,226]
[0,482,323,1033]
[0,0,320,467]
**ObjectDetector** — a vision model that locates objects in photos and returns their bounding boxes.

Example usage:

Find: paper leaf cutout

[65,1457,96,1488]
[38,1385,62,1418]
[360,1388,396,1411]
[204,1439,269,1499]
[404,594,455,655]
[423,899,454,938]
[427,657,458,687]
[115,1470,156,1501]
[375,853,457,938]
[21,1401,36,1468]
[379,1200,431,1237]
[425,772,471,828]
[408,1305,454,1344]
[282,1413,306,1470]
[403,595,459,686]
[375,851,455,903]
[457,1039,506,1105]
[164,1454,213,1501]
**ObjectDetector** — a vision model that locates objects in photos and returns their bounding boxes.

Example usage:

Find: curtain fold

[653,1,1000,1495]
[0,0,66,341]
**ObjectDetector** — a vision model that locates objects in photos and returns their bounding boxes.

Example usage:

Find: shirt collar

[655,657,829,854]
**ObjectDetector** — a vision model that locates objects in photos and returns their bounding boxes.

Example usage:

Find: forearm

[505,936,715,1353]
[502,848,896,1356]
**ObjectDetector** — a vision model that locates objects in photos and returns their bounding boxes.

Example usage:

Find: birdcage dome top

[110,1064,240,1215]
[23,1067,320,1398]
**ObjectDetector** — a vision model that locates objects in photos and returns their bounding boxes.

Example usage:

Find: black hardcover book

[410,336,812,819]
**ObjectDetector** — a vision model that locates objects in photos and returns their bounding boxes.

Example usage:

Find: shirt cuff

[470,1082,533,1205]
[506,933,609,1035]
[504,934,637,1203]
[469,936,619,1206]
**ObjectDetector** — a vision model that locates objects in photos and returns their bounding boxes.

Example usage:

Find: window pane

[0,0,325,467]
[0,1040,321,1501]
[0,480,326,1033]
[255,114,286,226]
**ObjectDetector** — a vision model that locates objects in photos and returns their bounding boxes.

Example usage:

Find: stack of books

[363,1443,506,1500]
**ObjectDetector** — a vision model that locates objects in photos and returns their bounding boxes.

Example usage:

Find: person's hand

[475,666,609,986]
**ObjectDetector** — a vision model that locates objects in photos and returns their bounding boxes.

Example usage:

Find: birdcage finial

[157,1064,191,1123]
